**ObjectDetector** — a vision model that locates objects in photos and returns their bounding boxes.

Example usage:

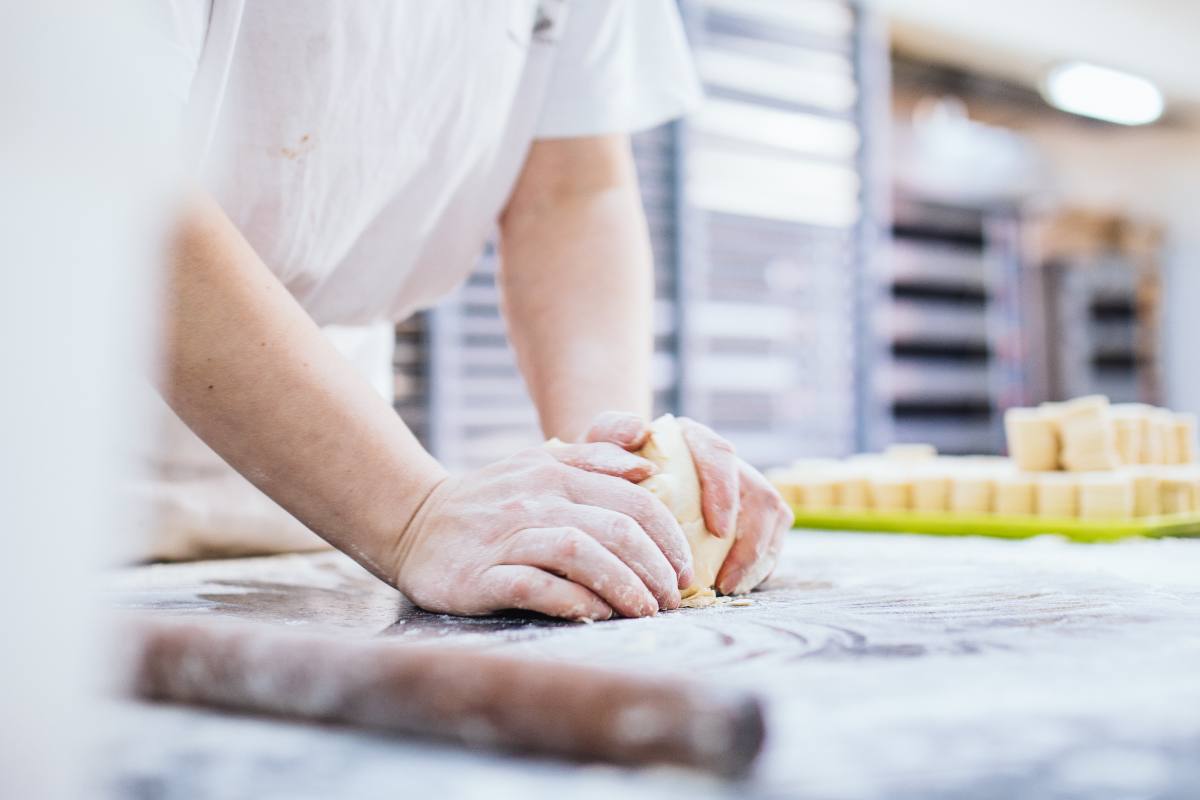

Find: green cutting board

[789,508,1200,543]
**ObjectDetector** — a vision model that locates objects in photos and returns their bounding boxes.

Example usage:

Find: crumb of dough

[679,589,721,608]
[677,591,754,609]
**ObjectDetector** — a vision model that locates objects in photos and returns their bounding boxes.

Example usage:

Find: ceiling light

[1041,62,1164,125]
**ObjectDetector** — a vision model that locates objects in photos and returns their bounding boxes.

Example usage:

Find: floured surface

[102,533,1200,799]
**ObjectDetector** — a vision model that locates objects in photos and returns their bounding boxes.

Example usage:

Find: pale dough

[1055,396,1121,472]
[1004,407,1059,472]
[1077,473,1134,519]
[911,472,950,512]
[993,475,1036,516]
[638,414,737,605]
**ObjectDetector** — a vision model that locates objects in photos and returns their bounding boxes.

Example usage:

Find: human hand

[585,412,793,595]
[392,444,695,621]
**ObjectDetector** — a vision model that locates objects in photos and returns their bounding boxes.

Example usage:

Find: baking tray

[789,508,1200,543]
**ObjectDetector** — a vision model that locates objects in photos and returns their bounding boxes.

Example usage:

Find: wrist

[544,404,652,444]
[380,465,451,591]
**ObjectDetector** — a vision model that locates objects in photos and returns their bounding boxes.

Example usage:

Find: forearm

[161,194,447,583]
[499,136,654,442]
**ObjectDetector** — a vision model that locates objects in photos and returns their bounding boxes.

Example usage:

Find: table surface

[102,531,1200,800]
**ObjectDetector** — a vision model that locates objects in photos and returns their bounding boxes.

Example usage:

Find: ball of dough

[638,415,736,601]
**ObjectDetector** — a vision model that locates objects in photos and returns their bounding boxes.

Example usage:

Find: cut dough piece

[834,474,870,510]
[994,475,1036,516]
[884,443,937,462]
[868,477,912,512]
[1154,409,1181,465]
[638,415,737,601]
[1174,413,1197,464]
[1137,409,1161,464]
[1055,396,1120,472]
[1128,469,1162,517]
[1036,474,1078,518]
[1110,410,1142,466]
[911,471,950,512]
[1113,404,1161,465]
[1004,408,1059,472]
[795,476,837,510]
[949,475,993,514]
[768,469,835,511]
[1158,468,1199,515]
[1077,473,1134,520]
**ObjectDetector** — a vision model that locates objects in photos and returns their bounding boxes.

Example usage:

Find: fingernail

[679,566,695,588]
[617,419,643,444]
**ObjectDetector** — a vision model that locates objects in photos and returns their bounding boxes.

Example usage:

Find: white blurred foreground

[0,3,178,797]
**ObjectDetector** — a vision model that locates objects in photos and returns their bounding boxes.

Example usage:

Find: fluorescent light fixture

[1041,62,1164,125]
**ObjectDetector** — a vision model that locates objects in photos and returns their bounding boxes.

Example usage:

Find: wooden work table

[102,531,1200,799]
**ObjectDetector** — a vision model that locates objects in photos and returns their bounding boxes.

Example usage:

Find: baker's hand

[585,412,793,595]
[392,444,695,621]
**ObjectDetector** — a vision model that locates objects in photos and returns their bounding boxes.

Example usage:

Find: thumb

[547,441,658,482]
[583,411,650,451]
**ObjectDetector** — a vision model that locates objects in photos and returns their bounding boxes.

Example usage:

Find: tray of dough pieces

[772,395,1200,544]
[787,508,1200,544]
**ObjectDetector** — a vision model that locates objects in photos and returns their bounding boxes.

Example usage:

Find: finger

[716,463,791,595]
[563,505,681,610]
[679,417,740,538]
[549,441,658,482]
[564,469,695,589]
[478,564,613,622]
[504,527,659,618]
[584,411,650,451]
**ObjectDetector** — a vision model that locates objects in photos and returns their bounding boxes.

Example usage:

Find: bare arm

[160,193,692,616]
[498,134,654,443]
[161,194,447,583]
[499,135,792,596]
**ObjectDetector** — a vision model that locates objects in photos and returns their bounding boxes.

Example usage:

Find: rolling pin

[122,618,765,777]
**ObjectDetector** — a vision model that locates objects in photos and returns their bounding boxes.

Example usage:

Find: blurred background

[390,0,1200,470]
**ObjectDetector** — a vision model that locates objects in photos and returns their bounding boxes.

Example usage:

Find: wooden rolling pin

[123,618,765,777]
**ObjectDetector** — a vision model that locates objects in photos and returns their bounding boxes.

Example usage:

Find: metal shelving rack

[410,129,687,473]
[672,0,868,466]
[1038,214,1163,405]
[396,0,879,471]
[870,193,1026,455]
[392,313,430,448]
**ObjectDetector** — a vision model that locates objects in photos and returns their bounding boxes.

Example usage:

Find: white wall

[1014,119,1200,413]
[883,0,1200,414]
[874,0,1200,117]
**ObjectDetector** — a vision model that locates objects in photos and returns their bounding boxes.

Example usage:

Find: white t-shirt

[132,1,700,560]
[157,0,702,325]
